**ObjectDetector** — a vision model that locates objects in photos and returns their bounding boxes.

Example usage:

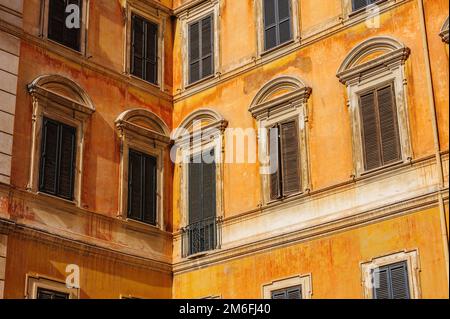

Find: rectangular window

[352,0,378,11]
[263,0,292,51]
[187,149,217,255]
[271,285,302,299]
[48,0,82,51]
[269,120,301,200]
[37,288,70,299]
[128,150,157,225]
[359,84,401,171]
[188,14,214,84]
[372,261,411,299]
[39,117,76,201]
[131,14,158,84]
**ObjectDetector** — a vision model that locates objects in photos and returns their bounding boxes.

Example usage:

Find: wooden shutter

[202,149,216,219]
[57,124,76,199]
[352,0,377,11]
[37,288,69,300]
[131,14,144,79]
[128,150,142,221]
[145,21,158,84]
[269,126,281,200]
[189,15,214,84]
[377,85,401,165]
[263,0,292,51]
[280,121,300,196]
[143,155,157,225]
[189,154,203,224]
[373,262,410,299]
[40,119,59,195]
[48,0,82,51]
[39,118,76,200]
[360,91,382,170]
[271,286,302,299]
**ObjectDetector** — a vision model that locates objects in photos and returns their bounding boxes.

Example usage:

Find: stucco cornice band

[337,47,411,85]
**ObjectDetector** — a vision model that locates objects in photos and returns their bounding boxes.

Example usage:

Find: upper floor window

[127,149,157,225]
[47,0,83,51]
[359,84,401,171]
[263,0,292,51]
[39,118,77,200]
[188,14,214,84]
[27,75,95,205]
[27,275,79,299]
[37,288,70,300]
[337,37,412,176]
[249,76,312,204]
[131,14,158,84]
[352,0,378,12]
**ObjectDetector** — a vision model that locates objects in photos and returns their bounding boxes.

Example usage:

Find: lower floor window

[36,287,70,300]
[271,285,302,299]
[372,261,410,299]
[127,149,157,225]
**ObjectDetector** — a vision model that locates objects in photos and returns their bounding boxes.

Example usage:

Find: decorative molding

[440,16,449,44]
[360,250,421,299]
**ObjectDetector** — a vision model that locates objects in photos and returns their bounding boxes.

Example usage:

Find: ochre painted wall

[173,207,449,299]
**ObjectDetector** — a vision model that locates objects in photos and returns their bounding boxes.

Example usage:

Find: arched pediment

[115,108,169,136]
[27,74,95,114]
[337,36,410,84]
[178,108,226,132]
[249,76,311,120]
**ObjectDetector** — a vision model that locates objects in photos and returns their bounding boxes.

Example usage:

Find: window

[131,14,158,84]
[127,149,157,225]
[37,288,70,299]
[47,0,83,51]
[115,109,170,230]
[262,274,312,299]
[39,118,77,200]
[361,250,421,299]
[188,14,214,84]
[271,285,302,299]
[269,120,301,200]
[337,37,412,176]
[263,0,292,51]
[352,0,378,11]
[187,149,217,255]
[249,76,311,204]
[359,84,401,171]
[372,261,410,299]
[27,75,95,206]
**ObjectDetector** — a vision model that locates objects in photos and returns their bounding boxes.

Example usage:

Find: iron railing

[182,216,221,257]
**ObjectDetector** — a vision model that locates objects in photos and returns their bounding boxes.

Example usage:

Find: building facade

[0,0,448,299]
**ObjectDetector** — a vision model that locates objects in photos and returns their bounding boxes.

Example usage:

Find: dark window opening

[263,0,292,51]
[188,14,214,84]
[48,0,82,51]
[372,261,411,299]
[37,288,70,299]
[352,0,379,12]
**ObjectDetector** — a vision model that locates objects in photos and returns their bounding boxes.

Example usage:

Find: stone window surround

[123,0,168,91]
[177,0,221,91]
[440,16,449,44]
[39,0,90,55]
[249,76,312,205]
[173,108,228,230]
[360,250,421,299]
[25,274,79,299]
[27,75,95,207]
[262,274,312,299]
[254,0,301,58]
[115,109,171,231]
[337,36,412,177]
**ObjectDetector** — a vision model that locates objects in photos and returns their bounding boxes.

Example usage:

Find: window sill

[128,74,161,91]
[121,217,162,233]
[45,38,84,57]
[34,191,77,206]
[360,160,405,177]
[185,73,216,90]
[266,191,305,206]
[261,39,296,58]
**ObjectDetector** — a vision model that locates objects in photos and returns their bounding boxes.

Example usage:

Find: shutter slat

[189,155,203,224]
[360,91,382,170]
[132,14,144,79]
[128,151,143,220]
[189,21,201,83]
[373,268,390,299]
[40,119,59,194]
[202,149,216,219]
[287,287,302,299]
[143,155,157,225]
[373,262,411,299]
[57,124,76,200]
[280,121,300,195]
[377,86,401,165]
[390,262,410,299]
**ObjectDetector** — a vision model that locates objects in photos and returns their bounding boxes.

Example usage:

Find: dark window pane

[360,91,382,170]
[202,56,213,78]
[128,151,143,220]
[280,121,300,195]
[373,262,410,299]
[278,20,292,45]
[190,61,200,84]
[40,119,59,194]
[48,0,82,51]
[264,0,276,26]
[143,155,157,225]
[57,125,76,200]
[37,288,69,300]
[189,22,200,62]
[265,26,278,50]
[278,0,290,20]
[271,286,302,299]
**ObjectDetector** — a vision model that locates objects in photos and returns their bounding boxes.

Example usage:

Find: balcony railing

[181,216,221,258]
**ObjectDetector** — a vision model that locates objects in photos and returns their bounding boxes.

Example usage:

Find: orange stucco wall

[173,206,448,299]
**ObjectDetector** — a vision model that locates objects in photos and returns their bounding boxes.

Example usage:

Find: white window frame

[173,109,227,231]
[26,274,79,299]
[39,0,90,55]
[115,109,170,231]
[249,76,311,205]
[255,0,300,58]
[123,0,167,91]
[361,250,421,299]
[27,75,95,207]
[337,36,412,177]
[262,274,312,299]
[177,0,220,90]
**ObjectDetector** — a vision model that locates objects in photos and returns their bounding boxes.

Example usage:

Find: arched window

[249,76,311,204]
[337,36,412,176]
[115,109,170,228]
[173,108,227,257]
[27,74,95,204]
